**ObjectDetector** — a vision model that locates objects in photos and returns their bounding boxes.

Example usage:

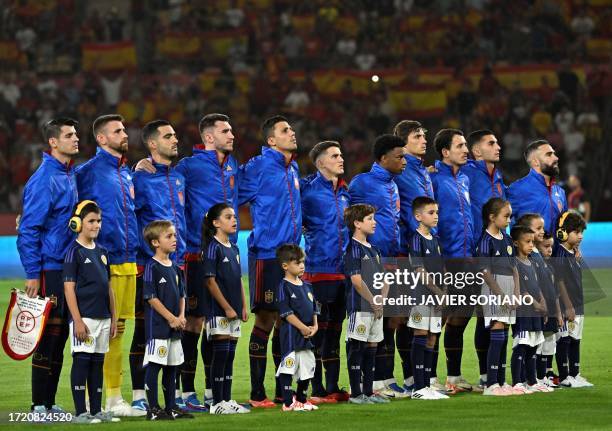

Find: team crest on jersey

[507,246,513,255]
[84,336,94,347]
[265,290,274,304]
[396,199,400,210]
[130,185,135,200]
[219,318,229,329]
[157,346,168,358]
[178,191,184,205]
[308,292,314,302]
[188,296,198,310]
[356,324,367,335]
[100,254,107,265]
[284,357,295,368]
[412,312,422,323]
[230,175,235,189]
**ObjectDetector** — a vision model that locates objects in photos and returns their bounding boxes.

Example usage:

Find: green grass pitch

[0,273,611,430]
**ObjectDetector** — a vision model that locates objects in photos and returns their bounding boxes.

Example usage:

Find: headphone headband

[74,200,97,218]
[558,211,570,230]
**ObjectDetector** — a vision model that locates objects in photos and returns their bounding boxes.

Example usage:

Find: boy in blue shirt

[275,244,319,412]
[142,221,193,420]
[64,200,119,424]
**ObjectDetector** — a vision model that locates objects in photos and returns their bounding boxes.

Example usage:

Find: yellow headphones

[68,200,98,233]
[556,211,571,242]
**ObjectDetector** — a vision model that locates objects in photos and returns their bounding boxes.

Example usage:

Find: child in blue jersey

[64,201,118,424]
[343,204,390,405]
[516,213,562,388]
[476,198,519,396]
[552,211,593,388]
[142,221,192,420]
[407,197,449,400]
[201,203,249,414]
[510,226,548,395]
[275,244,320,412]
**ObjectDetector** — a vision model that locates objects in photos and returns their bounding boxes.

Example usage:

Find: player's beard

[541,162,559,178]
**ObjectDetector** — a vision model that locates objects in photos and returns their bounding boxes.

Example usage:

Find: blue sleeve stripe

[411,235,421,253]
[207,242,217,260]
[65,245,76,263]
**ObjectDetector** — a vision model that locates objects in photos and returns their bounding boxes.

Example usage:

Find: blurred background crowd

[0,0,610,219]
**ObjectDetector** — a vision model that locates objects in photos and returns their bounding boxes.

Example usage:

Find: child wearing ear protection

[551,211,593,388]
[64,200,119,423]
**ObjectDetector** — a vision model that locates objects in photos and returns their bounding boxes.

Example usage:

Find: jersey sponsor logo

[507,246,513,255]
[223,256,230,263]
[356,324,367,335]
[157,346,168,358]
[84,258,92,264]
[100,255,107,265]
[159,277,167,284]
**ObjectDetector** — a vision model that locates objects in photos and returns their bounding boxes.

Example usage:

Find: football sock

[511,344,526,385]
[296,379,309,403]
[556,336,570,381]
[431,337,440,378]
[444,322,465,377]
[249,325,271,400]
[224,339,237,402]
[568,338,581,377]
[71,353,90,416]
[347,339,365,397]
[424,347,433,385]
[162,366,177,410]
[211,339,230,405]
[47,322,68,408]
[89,353,104,415]
[375,326,395,382]
[272,328,282,399]
[411,335,427,390]
[104,320,124,399]
[362,345,377,396]
[536,354,548,380]
[180,330,199,394]
[487,329,505,387]
[145,363,162,409]
[497,328,509,386]
[475,317,490,377]
[279,374,293,407]
[396,325,413,381]
[201,330,213,392]
[129,318,146,392]
[525,345,538,385]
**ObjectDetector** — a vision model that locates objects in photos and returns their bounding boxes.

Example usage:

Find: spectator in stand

[567,175,591,222]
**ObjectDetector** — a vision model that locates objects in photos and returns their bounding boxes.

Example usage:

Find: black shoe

[147,406,173,421]
[166,408,195,419]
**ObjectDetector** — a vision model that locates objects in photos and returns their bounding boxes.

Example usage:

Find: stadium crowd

[0,0,610,217]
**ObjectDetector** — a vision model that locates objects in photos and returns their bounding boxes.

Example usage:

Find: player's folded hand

[74,319,90,342]
[25,279,40,298]
[309,326,318,337]
[225,307,238,320]
[300,326,311,338]
[169,316,182,329]
[565,307,576,322]
[178,316,187,328]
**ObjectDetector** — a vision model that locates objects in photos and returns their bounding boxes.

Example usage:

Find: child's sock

[556,336,570,381]
[211,339,230,404]
[223,339,237,402]
[411,335,427,390]
[475,317,490,379]
[568,338,581,377]
[161,366,177,410]
[497,328,509,385]
[347,339,365,397]
[279,373,293,407]
[296,379,309,403]
[511,344,526,385]
[362,344,377,396]
[88,353,105,415]
[487,329,505,387]
[525,345,538,385]
[145,363,162,408]
[71,353,90,416]
[424,347,433,385]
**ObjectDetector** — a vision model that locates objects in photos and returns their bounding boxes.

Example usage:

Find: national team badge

[265,290,274,304]
[356,324,367,335]
[412,313,422,323]
[178,191,184,205]
[507,246,513,255]
[284,357,295,368]
[308,292,314,302]
[157,346,168,358]
[100,255,107,265]
[130,185,135,200]
[219,318,229,329]
[229,175,235,189]
[568,321,576,331]
[294,177,299,190]
[396,199,400,210]
[84,336,94,347]
[557,201,562,211]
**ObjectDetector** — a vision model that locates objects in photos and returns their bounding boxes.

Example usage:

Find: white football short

[407,305,442,333]
[513,330,545,348]
[275,350,316,381]
[536,332,557,355]
[346,311,383,343]
[70,318,111,354]
[143,338,184,366]
[562,315,584,340]
[206,316,241,338]
[482,274,516,327]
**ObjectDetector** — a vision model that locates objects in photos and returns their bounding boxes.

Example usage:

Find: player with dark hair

[431,128,477,394]
[507,140,567,234]
[392,120,438,393]
[17,117,79,415]
[552,212,592,388]
[349,134,408,398]
[239,115,302,407]
[75,114,140,416]
[464,129,507,391]
[128,120,187,413]
[301,141,350,403]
